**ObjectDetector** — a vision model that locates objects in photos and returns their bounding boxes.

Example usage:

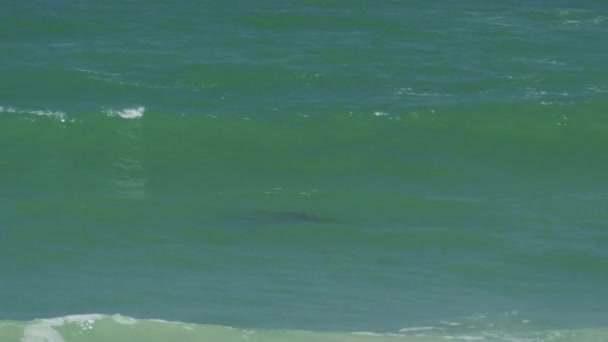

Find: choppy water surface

[1,1,607,341]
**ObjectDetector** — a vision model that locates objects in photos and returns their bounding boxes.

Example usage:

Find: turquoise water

[1,1,608,341]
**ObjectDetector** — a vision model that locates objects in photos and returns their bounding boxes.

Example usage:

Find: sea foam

[12,313,608,342]
[0,105,67,121]
[105,106,145,119]
[22,314,103,342]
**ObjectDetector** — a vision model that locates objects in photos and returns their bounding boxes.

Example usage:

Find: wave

[1,99,607,198]
[1,99,605,154]
[0,105,144,121]
[1,100,606,183]
[103,106,145,119]
[3,314,606,342]
[0,105,66,121]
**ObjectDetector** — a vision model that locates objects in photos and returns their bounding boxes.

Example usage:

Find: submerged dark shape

[238,210,342,225]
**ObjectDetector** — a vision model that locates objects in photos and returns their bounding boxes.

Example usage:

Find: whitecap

[111,314,137,325]
[0,105,66,121]
[105,106,145,119]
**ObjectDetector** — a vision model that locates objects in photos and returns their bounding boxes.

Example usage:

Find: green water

[1,0,607,341]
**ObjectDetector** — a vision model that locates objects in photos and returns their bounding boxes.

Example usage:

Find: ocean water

[1,1,608,341]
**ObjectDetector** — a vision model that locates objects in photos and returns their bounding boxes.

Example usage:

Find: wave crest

[104,106,145,119]
[9,313,608,342]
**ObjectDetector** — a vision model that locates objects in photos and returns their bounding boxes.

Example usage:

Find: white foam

[441,321,462,326]
[22,314,103,342]
[105,106,145,119]
[73,67,120,77]
[442,335,484,341]
[30,110,67,120]
[395,87,446,97]
[398,326,436,332]
[351,331,384,336]
[149,318,172,324]
[588,86,608,93]
[111,314,137,325]
[0,105,66,121]
[22,324,64,342]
